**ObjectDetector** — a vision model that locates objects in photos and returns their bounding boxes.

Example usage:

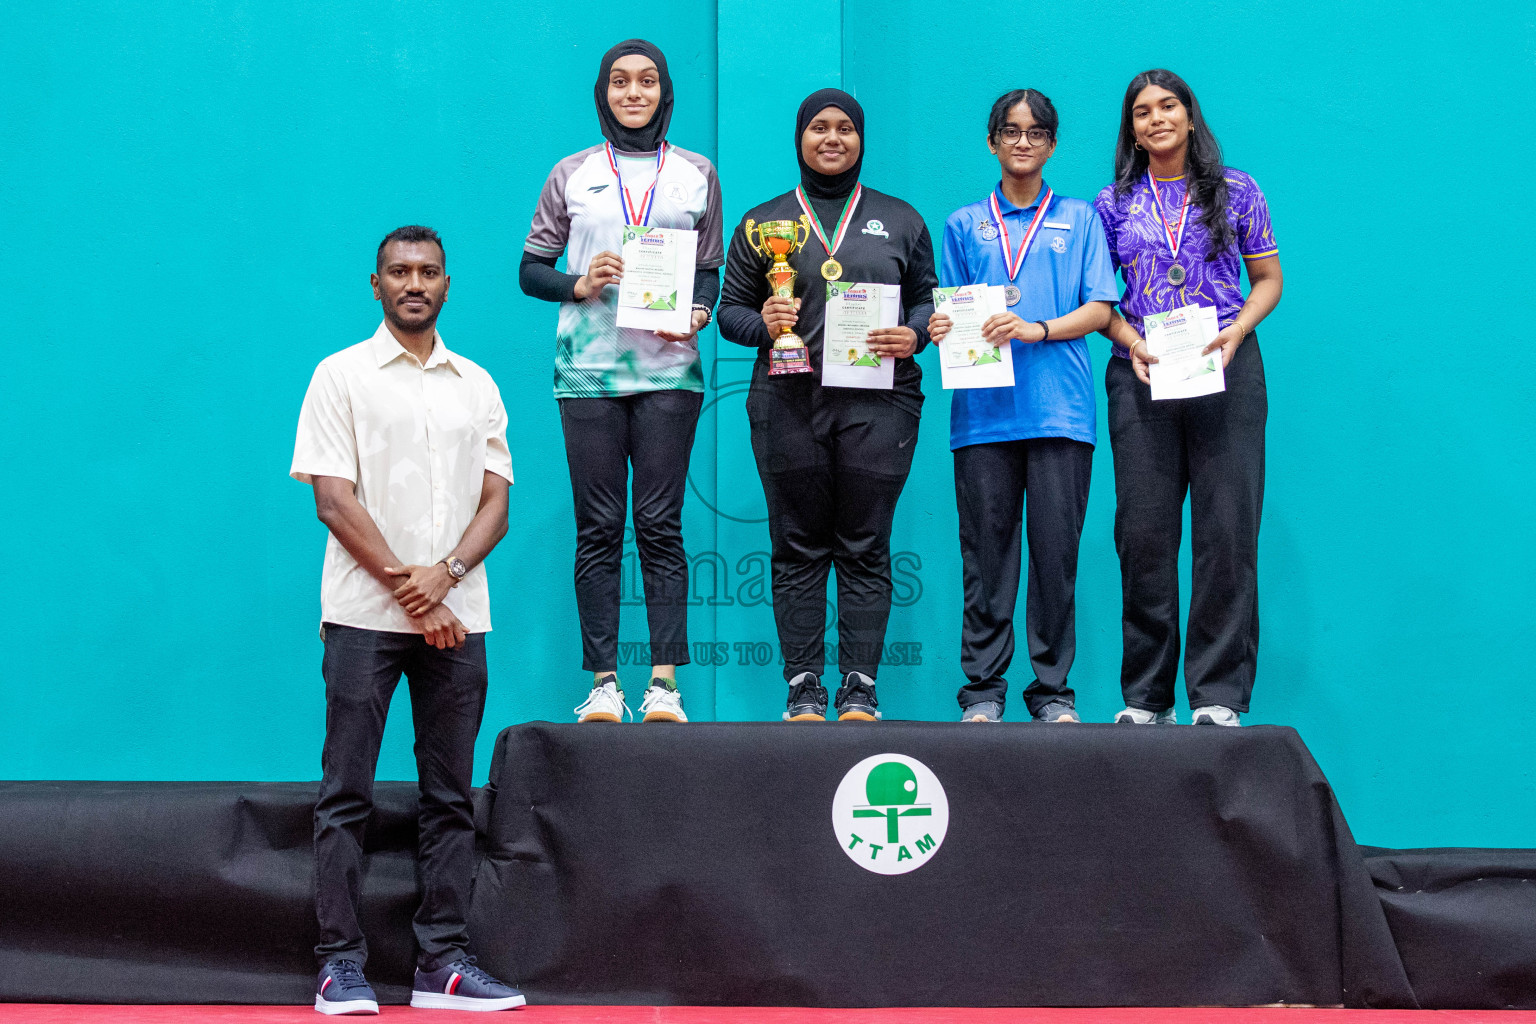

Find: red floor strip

[3,1009,1535,1023]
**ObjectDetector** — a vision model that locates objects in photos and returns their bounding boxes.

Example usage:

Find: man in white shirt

[291,225,522,1014]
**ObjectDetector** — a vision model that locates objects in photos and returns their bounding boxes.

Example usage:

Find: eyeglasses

[996,127,1053,147]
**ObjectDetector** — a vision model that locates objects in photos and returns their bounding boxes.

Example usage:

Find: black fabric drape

[1363,847,1536,1009]
[469,723,1418,1008]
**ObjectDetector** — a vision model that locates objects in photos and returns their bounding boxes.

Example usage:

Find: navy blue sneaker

[315,958,378,1015]
[411,956,525,1011]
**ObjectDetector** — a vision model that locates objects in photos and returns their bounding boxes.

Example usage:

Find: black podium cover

[467,723,1414,1008]
[6,725,1533,1007]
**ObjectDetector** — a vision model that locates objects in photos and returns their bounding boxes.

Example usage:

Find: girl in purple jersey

[1095,69,1284,727]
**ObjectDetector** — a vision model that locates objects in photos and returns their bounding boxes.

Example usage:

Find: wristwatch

[442,557,467,584]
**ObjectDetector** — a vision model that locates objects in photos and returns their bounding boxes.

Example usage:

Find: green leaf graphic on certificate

[646,291,677,310]
[852,352,882,368]
[974,347,1001,365]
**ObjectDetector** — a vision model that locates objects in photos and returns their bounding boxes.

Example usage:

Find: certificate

[821,282,899,390]
[1145,304,1223,401]
[615,226,697,334]
[933,284,1014,390]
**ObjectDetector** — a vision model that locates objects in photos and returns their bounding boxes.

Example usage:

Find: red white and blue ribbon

[989,186,1054,281]
[1146,171,1191,259]
[605,141,668,227]
[795,183,864,258]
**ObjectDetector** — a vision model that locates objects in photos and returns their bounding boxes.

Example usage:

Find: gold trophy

[745,215,813,375]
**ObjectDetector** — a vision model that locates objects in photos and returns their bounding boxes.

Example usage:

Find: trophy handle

[795,215,811,249]
[744,218,767,259]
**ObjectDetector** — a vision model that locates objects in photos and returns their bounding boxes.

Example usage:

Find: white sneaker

[575,676,631,723]
[639,683,688,723]
[1114,707,1178,724]
[1192,705,1241,726]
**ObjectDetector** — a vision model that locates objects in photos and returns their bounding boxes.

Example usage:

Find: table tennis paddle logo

[831,754,949,875]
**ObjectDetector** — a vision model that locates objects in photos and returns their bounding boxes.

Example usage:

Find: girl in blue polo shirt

[1095,69,1283,727]
[928,89,1119,724]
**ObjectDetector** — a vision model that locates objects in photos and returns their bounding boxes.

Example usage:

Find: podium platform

[467,723,1409,1008]
[4,724,1535,1008]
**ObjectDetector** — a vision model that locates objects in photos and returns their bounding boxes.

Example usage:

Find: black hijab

[594,39,673,153]
[795,88,864,200]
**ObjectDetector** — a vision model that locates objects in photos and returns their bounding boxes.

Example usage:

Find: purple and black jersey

[1094,168,1277,354]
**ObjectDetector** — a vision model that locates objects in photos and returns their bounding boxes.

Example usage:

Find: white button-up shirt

[291,323,513,633]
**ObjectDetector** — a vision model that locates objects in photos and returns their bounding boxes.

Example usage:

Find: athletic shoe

[1114,706,1178,725]
[834,671,881,722]
[315,958,378,1016]
[574,675,630,723]
[639,679,687,723]
[1034,699,1080,723]
[410,956,525,1011]
[782,672,828,722]
[1192,705,1242,726]
[961,700,1003,723]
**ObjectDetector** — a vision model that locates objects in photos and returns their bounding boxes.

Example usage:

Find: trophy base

[768,345,814,375]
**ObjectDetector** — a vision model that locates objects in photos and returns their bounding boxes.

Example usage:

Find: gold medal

[821,258,842,281]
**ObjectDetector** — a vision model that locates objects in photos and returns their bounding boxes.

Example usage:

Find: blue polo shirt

[939,182,1120,450]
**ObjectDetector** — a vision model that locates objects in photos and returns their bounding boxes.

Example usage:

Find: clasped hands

[575,250,707,344]
[383,561,465,650]
[759,296,918,358]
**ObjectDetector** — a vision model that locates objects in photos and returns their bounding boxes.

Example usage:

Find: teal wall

[2,1,1532,848]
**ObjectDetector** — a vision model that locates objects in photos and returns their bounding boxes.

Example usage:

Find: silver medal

[1005,285,1022,306]
[1166,264,1186,286]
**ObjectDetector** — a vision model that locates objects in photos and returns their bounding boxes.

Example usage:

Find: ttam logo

[831,754,949,875]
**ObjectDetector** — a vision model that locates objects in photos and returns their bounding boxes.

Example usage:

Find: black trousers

[1105,334,1267,713]
[747,383,920,680]
[314,624,488,970]
[954,437,1093,717]
[559,389,703,672]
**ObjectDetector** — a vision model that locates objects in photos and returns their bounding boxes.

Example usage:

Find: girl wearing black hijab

[521,39,725,724]
[718,89,937,722]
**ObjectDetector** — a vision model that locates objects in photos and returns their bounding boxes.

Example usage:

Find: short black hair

[987,89,1059,142]
[376,225,445,272]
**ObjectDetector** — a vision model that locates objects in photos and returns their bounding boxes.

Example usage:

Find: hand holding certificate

[822,282,900,389]
[1144,303,1223,400]
[934,285,1014,390]
[615,226,698,334]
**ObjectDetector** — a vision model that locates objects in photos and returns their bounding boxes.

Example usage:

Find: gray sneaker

[960,701,1002,723]
[1192,705,1242,726]
[1034,699,1080,723]
[1115,706,1178,725]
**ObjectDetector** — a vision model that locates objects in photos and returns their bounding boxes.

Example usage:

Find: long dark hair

[1113,69,1234,254]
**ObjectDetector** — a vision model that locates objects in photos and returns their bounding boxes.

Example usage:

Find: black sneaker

[315,958,378,1015]
[834,671,881,721]
[782,672,828,721]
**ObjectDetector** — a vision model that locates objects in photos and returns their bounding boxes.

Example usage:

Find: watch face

[448,558,466,579]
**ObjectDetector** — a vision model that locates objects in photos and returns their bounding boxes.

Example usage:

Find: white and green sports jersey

[526,142,724,398]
